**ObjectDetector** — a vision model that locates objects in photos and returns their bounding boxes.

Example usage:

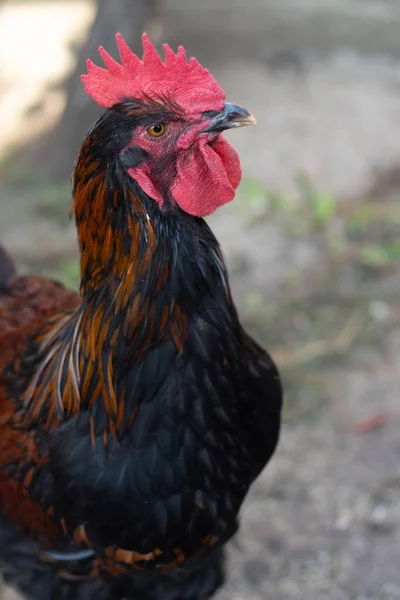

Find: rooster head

[81,33,255,218]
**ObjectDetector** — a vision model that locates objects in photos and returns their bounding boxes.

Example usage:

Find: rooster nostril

[203,109,219,119]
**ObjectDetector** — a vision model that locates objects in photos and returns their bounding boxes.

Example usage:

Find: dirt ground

[0,2,399,599]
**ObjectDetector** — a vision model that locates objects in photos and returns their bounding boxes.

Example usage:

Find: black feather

[1,98,282,600]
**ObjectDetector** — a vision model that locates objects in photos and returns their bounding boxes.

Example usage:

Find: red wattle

[171,136,242,217]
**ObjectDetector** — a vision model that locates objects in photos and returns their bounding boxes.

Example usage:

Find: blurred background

[0,1,400,598]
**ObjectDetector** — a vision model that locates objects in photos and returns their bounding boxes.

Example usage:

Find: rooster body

[0,34,281,599]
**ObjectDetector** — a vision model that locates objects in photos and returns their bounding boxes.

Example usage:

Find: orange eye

[148,123,166,137]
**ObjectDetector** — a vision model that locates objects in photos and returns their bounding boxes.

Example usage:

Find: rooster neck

[64,156,235,433]
[73,157,230,346]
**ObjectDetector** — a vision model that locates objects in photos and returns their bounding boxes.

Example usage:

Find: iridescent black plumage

[0,99,282,599]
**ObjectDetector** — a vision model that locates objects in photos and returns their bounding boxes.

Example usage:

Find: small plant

[296,172,336,229]
[357,240,400,269]
[56,260,80,290]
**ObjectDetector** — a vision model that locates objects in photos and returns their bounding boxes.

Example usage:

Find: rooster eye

[148,123,166,137]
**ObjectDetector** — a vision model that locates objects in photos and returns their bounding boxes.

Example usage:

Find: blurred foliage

[237,172,399,421]
[35,183,72,223]
[239,171,400,272]
[54,259,80,290]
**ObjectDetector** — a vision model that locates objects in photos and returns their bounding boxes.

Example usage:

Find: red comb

[81,33,225,113]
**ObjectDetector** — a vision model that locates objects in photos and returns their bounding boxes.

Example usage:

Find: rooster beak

[203,103,257,133]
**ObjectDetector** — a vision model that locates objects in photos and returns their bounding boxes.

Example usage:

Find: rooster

[0,34,282,600]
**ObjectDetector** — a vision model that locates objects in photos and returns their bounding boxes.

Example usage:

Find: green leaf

[313,192,336,227]
[358,241,400,268]
[296,172,336,228]
[57,260,80,290]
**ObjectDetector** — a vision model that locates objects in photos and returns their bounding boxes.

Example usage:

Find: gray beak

[204,103,257,133]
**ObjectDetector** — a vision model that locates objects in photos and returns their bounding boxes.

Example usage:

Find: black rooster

[0,34,282,599]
